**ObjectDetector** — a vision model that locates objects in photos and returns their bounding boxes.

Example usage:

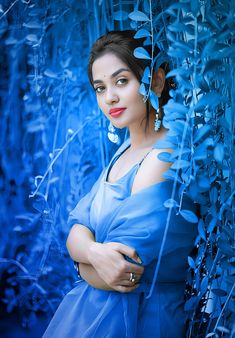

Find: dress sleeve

[67,169,105,234]
[103,181,198,267]
[67,138,131,234]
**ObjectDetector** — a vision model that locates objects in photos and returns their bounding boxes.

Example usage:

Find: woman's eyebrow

[93,68,130,84]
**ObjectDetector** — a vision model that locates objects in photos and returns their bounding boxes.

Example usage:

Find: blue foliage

[0,0,234,336]
[0,0,122,330]
[128,0,234,336]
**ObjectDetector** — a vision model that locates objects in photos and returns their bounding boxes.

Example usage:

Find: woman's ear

[152,68,165,97]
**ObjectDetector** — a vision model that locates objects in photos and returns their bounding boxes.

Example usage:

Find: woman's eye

[95,86,105,94]
[116,78,127,85]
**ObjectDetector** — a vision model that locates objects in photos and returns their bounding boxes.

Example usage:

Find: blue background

[0,0,234,337]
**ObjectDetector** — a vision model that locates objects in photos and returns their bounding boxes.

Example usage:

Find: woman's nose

[105,87,119,105]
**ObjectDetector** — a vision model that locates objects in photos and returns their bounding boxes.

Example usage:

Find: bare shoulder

[131,148,172,195]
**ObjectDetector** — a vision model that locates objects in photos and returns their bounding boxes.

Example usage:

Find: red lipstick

[109,108,126,117]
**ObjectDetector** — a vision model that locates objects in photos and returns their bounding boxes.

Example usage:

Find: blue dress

[43,138,198,338]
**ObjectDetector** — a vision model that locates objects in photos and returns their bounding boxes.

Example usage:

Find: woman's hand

[79,263,114,291]
[87,242,144,293]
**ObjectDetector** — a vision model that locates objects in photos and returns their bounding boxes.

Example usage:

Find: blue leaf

[167,3,190,12]
[139,83,147,96]
[163,169,182,182]
[128,10,149,22]
[26,34,38,43]
[180,210,198,223]
[164,99,188,115]
[153,52,169,71]
[184,296,199,311]
[134,29,150,39]
[205,333,216,337]
[190,0,200,16]
[113,10,129,21]
[218,242,234,257]
[164,199,179,208]
[149,90,159,110]
[203,59,223,74]
[130,21,138,29]
[195,74,210,92]
[208,217,217,233]
[216,327,230,334]
[143,37,151,46]
[142,67,150,84]
[168,22,188,33]
[198,175,211,190]
[134,47,151,60]
[168,46,188,58]
[170,148,191,159]
[171,160,190,170]
[172,41,193,53]
[198,219,206,241]
[143,1,150,13]
[5,37,18,45]
[220,44,235,58]
[44,69,60,79]
[188,256,196,270]
[154,140,175,149]
[194,92,225,110]
[214,143,224,163]
[157,152,173,163]
[211,288,228,297]
[166,67,189,78]
[23,21,41,29]
[194,138,214,160]
[194,124,211,144]
[206,12,221,30]
[200,276,208,295]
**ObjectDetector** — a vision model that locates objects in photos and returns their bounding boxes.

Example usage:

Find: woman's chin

[112,121,128,129]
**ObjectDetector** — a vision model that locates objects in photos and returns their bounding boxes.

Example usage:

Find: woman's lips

[109,108,126,117]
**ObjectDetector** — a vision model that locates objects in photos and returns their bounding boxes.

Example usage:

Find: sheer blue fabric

[43,138,198,338]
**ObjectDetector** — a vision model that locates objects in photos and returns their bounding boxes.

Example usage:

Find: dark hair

[88,30,171,131]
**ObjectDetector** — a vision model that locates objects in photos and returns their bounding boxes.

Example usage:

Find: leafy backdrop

[0,0,234,337]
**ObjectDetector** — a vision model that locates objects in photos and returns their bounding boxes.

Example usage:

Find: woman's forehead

[92,53,130,81]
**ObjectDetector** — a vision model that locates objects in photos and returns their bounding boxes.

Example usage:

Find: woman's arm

[79,263,113,290]
[66,224,144,292]
[79,263,142,292]
[66,224,96,264]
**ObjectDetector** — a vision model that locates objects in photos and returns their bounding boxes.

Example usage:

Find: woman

[43,30,197,338]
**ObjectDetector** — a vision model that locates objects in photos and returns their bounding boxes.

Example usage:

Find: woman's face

[91,53,147,129]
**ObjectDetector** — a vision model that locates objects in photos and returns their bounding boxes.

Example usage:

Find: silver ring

[129,272,136,283]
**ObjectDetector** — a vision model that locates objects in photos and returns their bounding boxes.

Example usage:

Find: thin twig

[29,118,92,199]
[213,283,235,334]
[143,0,154,102]
[0,0,20,20]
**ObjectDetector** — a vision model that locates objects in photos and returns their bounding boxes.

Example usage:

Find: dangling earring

[107,122,120,144]
[154,108,162,131]
[154,93,162,132]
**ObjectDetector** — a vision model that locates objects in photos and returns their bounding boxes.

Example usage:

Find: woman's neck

[128,112,166,150]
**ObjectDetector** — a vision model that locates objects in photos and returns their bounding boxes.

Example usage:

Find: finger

[123,272,142,282]
[113,243,142,264]
[112,271,141,285]
[119,278,140,287]
[126,263,144,275]
[114,284,140,293]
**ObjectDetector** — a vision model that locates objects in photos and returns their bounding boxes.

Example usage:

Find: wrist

[87,241,102,265]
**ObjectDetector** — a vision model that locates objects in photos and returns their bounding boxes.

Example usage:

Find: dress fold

[43,139,197,338]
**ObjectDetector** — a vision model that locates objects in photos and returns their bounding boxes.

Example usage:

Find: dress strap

[138,150,152,166]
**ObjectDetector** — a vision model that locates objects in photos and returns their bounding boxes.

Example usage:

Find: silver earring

[154,108,162,131]
[107,122,120,144]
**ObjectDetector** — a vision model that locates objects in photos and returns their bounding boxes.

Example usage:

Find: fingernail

[137,256,142,264]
